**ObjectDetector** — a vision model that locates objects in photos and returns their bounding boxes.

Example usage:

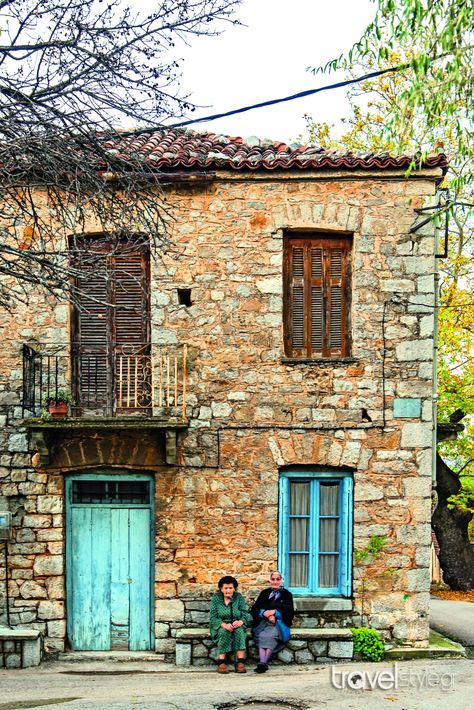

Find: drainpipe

[3,541,11,627]
[432,221,440,488]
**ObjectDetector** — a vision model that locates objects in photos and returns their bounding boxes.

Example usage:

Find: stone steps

[56,650,160,664]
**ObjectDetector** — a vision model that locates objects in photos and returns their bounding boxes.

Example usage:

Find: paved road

[0,657,473,710]
[430,597,474,648]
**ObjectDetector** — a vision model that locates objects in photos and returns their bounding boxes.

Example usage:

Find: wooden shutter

[113,251,149,349]
[73,255,110,408]
[326,246,345,357]
[112,250,150,411]
[310,246,324,354]
[284,235,351,358]
[290,246,305,352]
[340,476,353,597]
[71,239,150,413]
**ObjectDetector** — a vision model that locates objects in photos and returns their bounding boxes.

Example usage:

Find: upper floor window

[283,233,352,359]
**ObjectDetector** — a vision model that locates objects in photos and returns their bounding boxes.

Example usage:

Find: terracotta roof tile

[102,128,448,172]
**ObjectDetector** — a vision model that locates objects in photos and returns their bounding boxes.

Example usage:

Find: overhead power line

[119,64,407,137]
[168,65,407,129]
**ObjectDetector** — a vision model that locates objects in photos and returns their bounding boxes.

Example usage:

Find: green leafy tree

[313,0,474,190]
[304,14,474,586]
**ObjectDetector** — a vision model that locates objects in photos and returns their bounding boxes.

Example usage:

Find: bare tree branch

[0,0,240,308]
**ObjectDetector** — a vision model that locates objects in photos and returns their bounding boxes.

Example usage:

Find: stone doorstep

[56,651,161,664]
[175,628,353,641]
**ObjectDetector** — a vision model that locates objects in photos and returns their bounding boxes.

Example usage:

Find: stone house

[0,129,446,666]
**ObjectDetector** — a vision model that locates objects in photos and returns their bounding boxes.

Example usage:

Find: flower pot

[47,401,68,418]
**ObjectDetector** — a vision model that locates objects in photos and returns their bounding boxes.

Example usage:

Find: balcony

[21,343,188,424]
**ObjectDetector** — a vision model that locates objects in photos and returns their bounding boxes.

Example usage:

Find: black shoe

[254,662,268,673]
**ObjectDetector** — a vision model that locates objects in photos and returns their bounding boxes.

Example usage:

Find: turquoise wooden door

[66,474,154,651]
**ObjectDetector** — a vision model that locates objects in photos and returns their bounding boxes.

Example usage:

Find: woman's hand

[268,614,276,624]
[232,620,244,629]
[263,609,275,619]
[221,623,234,632]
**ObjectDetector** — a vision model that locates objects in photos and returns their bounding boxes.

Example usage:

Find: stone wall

[0,167,441,656]
[174,628,354,667]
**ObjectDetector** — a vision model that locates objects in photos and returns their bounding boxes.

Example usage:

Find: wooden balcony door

[71,238,150,415]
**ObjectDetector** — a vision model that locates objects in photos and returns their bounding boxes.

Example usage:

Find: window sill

[293,597,353,612]
[281,357,358,366]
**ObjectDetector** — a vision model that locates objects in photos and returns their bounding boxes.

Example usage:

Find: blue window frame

[278,470,353,596]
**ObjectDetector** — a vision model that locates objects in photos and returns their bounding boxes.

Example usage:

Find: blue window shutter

[340,476,353,596]
[278,476,289,584]
[309,479,319,594]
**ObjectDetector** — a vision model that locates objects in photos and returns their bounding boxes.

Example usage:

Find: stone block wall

[175,634,354,667]
[0,166,442,656]
[0,639,25,668]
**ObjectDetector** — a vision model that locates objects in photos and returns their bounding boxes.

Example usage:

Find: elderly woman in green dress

[209,575,251,673]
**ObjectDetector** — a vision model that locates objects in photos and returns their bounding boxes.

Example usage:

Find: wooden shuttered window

[71,239,150,412]
[284,235,351,358]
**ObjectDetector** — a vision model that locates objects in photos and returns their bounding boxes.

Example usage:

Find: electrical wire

[410,301,474,310]
[117,64,407,137]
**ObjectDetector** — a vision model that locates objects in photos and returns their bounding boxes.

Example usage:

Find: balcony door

[71,237,150,415]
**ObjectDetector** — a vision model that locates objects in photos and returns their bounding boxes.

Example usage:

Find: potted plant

[43,388,73,418]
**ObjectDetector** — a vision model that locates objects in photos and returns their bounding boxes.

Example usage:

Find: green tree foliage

[313,0,474,191]
[304,17,474,516]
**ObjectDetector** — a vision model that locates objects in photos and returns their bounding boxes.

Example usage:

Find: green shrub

[351,627,385,662]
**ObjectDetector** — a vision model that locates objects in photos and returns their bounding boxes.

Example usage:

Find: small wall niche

[177,288,192,307]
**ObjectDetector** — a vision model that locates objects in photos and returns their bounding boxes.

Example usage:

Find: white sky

[172,0,376,143]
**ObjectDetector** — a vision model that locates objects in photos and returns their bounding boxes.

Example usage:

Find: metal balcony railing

[21,343,187,420]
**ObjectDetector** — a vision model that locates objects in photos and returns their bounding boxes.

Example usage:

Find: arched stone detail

[267,430,363,469]
[40,429,166,471]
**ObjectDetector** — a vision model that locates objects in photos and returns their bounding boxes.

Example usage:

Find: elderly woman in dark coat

[250,571,294,673]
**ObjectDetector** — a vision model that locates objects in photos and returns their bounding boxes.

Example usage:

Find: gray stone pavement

[0,657,473,710]
[430,597,474,648]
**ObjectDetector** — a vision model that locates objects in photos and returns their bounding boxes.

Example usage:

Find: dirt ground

[431,589,474,603]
